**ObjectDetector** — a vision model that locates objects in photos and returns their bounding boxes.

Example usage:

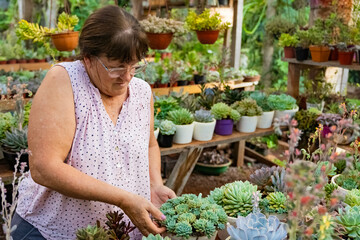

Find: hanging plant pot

[146,32,173,50]
[284,47,295,58]
[338,51,354,65]
[195,30,219,44]
[295,47,309,61]
[309,45,330,62]
[51,31,79,51]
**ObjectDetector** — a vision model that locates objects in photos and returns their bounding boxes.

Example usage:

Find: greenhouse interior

[0,0,360,239]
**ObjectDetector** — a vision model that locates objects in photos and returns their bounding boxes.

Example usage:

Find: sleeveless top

[16,60,152,240]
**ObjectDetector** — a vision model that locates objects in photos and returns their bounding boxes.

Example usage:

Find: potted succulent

[278,33,298,58]
[135,61,158,88]
[260,192,288,221]
[331,170,360,197]
[295,30,311,61]
[248,91,275,129]
[167,108,194,144]
[210,102,240,136]
[308,19,331,62]
[185,51,207,84]
[142,234,171,240]
[157,120,176,148]
[185,9,230,44]
[337,42,355,65]
[160,193,227,240]
[195,148,232,175]
[241,69,260,82]
[140,15,185,50]
[1,127,29,171]
[268,94,298,122]
[231,98,263,133]
[193,109,216,141]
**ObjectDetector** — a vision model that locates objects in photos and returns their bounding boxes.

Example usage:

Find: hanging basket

[195,30,220,44]
[146,32,173,50]
[51,31,79,51]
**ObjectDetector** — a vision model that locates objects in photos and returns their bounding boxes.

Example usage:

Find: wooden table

[161,127,278,195]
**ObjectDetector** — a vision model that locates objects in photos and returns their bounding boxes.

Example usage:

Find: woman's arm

[148,96,176,208]
[28,66,165,236]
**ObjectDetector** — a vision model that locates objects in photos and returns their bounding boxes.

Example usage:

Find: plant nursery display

[268,94,298,121]
[279,33,298,58]
[195,148,232,175]
[159,194,227,239]
[185,9,230,44]
[247,91,275,129]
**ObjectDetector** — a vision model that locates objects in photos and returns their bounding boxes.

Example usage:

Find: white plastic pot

[236,116,258,133]
[331,174,349,197]
[193,120,216,141]
[257,111,275,129]
[217,216,237,240]
[154,128,159,139]
[274,106,299,125]
[173,122,195,144]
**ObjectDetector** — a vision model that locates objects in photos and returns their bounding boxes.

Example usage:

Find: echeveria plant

[194,109,214,123]
[159,120,176,135]
[268,94,297,111]
[167,108,194,125]
[231,98,263,117]
[211,103,240,121]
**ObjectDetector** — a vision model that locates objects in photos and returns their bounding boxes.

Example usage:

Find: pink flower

[330,125,336,132]
[291,119,298,127]
[295,148,301,156]
[320,144,326,151]
[284,150,290,157]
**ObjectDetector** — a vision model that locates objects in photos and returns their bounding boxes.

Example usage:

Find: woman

[12,5,176,240]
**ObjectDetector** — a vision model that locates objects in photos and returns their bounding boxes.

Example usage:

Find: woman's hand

[121,192,167,236]
[151,184,176,209]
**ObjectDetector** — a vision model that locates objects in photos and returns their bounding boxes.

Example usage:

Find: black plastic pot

[194,75,206,84]
[3,149,29,172]
[295,47,309,61]
[177,80,188,86]
[157,133,174,148]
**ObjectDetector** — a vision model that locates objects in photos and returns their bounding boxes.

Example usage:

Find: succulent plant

[142,234,171,240]
[160,194,227,239]
[336,170,360,191]
[248,91,273,112]
[315,161,337,178]
[316,113,341,126]
[154,96,180,120]
[345,189,360,207]
[194,109,214,123]
[270,168,286,193]
[261,192,288,214]
[76,225,109,240]
[336,206,360,239]
[231,98,263,117]
[1,127,28,152]
[249,166,285,194]
[294,110,320,134]
[227,212,287,240]
[139,15,186,36]
[211,102,240,121]
[197,149,230,165]
[159,120,176,135]
[167,108,194,125]
[105,211,135,240]
[208,181,259,217]
[221,86,244,105]
[324,183,338,200]
[267,94,297,111]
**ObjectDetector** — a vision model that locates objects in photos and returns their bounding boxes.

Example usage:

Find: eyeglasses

[96,57,147,78]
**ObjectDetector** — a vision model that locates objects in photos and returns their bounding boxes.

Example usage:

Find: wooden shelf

[0,62,52,72]
[282,58,360,71]
[160,127,277,156]
[152,80,258,96]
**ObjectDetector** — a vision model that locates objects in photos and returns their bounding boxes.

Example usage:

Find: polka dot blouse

[16,60,152,240]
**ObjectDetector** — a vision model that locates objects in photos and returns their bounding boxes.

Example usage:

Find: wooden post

[18,0,33,21]
[165,147,203,195]
[234,140,245,167]
[230,0,243,69]
[131,0,143,19]
[287,63,300,99]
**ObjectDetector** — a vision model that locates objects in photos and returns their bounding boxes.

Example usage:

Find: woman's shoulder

[131,77,151,92]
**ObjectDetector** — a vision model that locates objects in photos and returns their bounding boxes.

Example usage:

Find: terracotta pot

[7,59,16,64]
[243,75,260,82]
[195,30,220,44]
[284,47,295,58]
[170,82,178,87]
[309,45,331,62]
[17,59,27,63]
[0,60,7,64]
[157,83,169,88]
[295,47,309,61]
[329,46,339,60]
[51,31,79,51]
[27,59,35,63]
[338,51,354,65]
[188,80,195,85]
[146,32,173,50]
[35,58,47,62]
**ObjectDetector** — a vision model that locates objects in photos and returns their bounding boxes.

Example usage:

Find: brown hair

[79,5,148,63]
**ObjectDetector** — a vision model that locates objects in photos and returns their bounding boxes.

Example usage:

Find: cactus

[194,109,214,123]
[76,224,109,240]
[1,127,28,152]
[227,212,287,240]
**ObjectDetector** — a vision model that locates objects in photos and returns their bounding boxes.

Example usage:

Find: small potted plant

[160,193,228,240]
[140,15,185,50]
[248,91,275,129]
[167,108,194,144]
[193,109,216,141]
[185,9,230,44]
[308,19,331,62]
[1,127,29,171]
[268,94,298,122]
[135,61,158,88]
[195,148,232,175]
[294,30,311,61]
[241,69,260,82]
[260,192,288,221]
[210,102,240,136]
[231,98,263,133]
[185,51,207,84]
[157,120,176,148]
[337,42,355,65]
[279,33,298,58]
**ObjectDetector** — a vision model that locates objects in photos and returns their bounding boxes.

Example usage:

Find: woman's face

[85,56,138,97]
